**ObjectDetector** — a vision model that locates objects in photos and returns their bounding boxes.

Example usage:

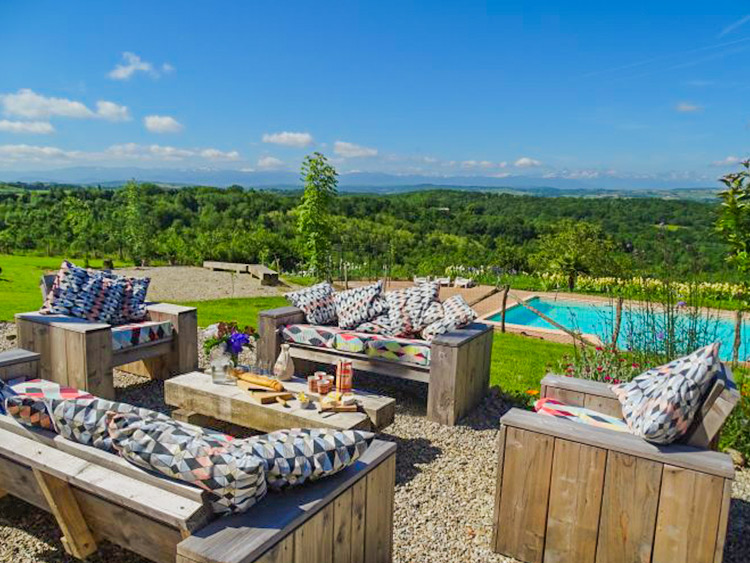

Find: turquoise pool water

[488,296,748,361]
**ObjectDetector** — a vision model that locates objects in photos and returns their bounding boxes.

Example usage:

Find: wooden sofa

[14,276,198,399]
[0,350,397,563]
[258,306,494,425]
[492,370,740,563]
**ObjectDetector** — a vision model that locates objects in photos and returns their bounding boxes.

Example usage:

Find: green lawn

[0,254,127,321]
[177,296,289,328]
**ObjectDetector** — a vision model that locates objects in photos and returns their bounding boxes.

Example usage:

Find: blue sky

[0,1,749,185]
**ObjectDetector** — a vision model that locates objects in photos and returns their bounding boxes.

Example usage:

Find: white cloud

[514,157,542,168]
[712,155,745,166]
[262,131,313,147]
[108,52,169,80]
[334,141,378,158]
[200,148,240,161]
[460,160,505,170]
[144,115,184,133]
[257,156,284,169]
[676,102,702,113]
[96,101,130,122]
[0,120,54,134]
[0,144,79,162]
[0,89,130,123]
[1,89,94,119]
[718,15,750,37]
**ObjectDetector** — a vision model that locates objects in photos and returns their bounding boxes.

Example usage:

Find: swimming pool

[487,296,748,361]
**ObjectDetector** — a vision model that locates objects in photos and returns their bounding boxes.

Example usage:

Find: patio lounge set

[0,260,742,563]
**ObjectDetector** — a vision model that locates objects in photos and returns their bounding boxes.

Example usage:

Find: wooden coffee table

[164,372,395,433]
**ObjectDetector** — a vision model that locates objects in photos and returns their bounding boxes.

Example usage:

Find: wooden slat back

[686,363,740,448]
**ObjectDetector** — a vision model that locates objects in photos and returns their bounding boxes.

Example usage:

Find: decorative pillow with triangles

[611,342,722,444]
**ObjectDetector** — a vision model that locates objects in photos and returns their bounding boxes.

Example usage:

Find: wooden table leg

[32,468,97,559]
[0,487,7,499]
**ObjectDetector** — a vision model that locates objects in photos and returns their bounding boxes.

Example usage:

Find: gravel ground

[112,266,296,302]
[0,322,748,563]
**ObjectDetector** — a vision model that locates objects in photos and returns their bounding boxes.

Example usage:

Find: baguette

[236,372,285,392]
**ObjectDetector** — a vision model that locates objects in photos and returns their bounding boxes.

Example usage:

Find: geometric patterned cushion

[421,294,477,341]
[238,428,375,489]
[106,273,150,324]
[281,324,341,349]
[611,343,722,444]
[333,331,385,354]
[111,320,174,351]
[534,397,629,433]
[11,379,94,401]
[384,282,441,338]
[333,281,389,330]
[41,260,90,317]
[4,395,55,430]
[286,282,338,325]
[106,413,267,515]
[364,337,431,367]
[0,379,17,415]
[49,397,172,452]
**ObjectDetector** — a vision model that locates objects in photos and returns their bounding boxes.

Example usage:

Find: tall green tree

[716,160,750,276]
[124,181,155,266]
[64,196,98,267]
[297,152,338,278]
[531,219,616,290]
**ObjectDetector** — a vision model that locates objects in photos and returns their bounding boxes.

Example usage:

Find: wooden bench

[15,276,198,399]
[203,261,250,274]
[258,306,494,425]
[491,368,740,563]
[0,352,397,563]
[248,264,279,286]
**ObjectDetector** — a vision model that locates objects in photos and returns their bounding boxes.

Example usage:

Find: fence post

[733,309,742,365]
[500,284,510,333]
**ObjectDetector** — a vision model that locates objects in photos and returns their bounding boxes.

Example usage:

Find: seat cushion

[534,397,629,433]
[111,320,173,351]
[281,324,343,348]
[365,336,431,367]
[334,331,386,354]
[611,343,722,444]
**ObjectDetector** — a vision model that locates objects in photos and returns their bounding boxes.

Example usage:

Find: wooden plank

[426,342,458,424]
[544,386,586,406]
[0,348,40,368]
[494,427,554,563]
[491,425,508,550]
[0,414,208,504]
[333,488,353,563]
[33,468,98,559]
[0,427,209,530]
[350,479,367,563]
[595,451,662,563]
[288,345,430,383]
[248,264,279,286]
[541,374,619,399]
[544,439,606,563]
[203,261,249,273]
[364,452,395,563]
[165,372,371,432]
[177,441,396,563]
[114,339,173,368]
[0,360,38,381]
[501,408,735,478]
[255,534,294,563]
[294,503,333,563]
[82,324,115,399]
[583,394,623,418]
[653,465,725,563]
[148,303,199,375]
[431,322,492,347]
[257,307,306,368]
[0,453,47,509]
[713,479,733,563]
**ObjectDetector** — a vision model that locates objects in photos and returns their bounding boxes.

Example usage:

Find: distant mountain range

[0,166,720,200]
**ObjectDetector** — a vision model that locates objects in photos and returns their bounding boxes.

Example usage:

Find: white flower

[203,324,220,339]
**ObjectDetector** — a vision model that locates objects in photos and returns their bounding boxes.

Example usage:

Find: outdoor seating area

[0,259,746,563]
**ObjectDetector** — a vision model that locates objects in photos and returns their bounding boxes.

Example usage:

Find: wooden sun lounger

[492,368,740,563]
[0,352,397,563]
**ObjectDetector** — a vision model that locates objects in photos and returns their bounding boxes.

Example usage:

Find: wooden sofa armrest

[500,407,734,479]
[541,373,622,418]
[431,322,493,348]
[146,303,199,375]
[0,349,40,381]
[257,306,306,365]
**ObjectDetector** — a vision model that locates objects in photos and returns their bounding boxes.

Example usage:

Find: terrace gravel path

[0,322,748,563]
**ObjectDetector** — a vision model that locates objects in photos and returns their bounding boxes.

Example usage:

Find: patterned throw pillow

[0,380,17,415]
[333,281,389,329]
[385,282,441,338]
[286,282,337,325]
[107,413,267,515]
[611,343,722,444]
[238,428,375,489]
[6,379,95,431]
[534,397,629,433]
[421,294,477,341]
[112,274,150,324]
[41,260,90,317]
[4,396,55,430]
[356,314,392,334]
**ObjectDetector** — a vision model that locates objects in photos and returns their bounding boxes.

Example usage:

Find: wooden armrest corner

[431,322,493,348]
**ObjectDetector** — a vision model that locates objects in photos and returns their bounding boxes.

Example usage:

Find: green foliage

[530,219,618,290]
[297,153,338,278]
[719,371,750,459]
[124,181,156,266]
[716,160,750,309]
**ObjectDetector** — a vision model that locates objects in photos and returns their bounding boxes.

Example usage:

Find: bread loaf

[236,372,285,392]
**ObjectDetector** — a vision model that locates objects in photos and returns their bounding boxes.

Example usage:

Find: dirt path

[114,266,297,302]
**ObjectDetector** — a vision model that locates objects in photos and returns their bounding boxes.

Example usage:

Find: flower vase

[273,344,295,381]
[209,349,234,384]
